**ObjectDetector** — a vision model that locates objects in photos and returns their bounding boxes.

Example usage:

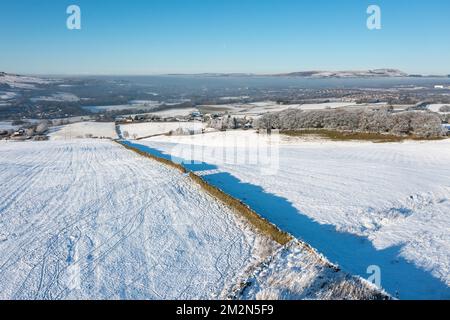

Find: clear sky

[0,0,449,75]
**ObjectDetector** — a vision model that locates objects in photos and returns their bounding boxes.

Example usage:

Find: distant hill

[0,72,52,89]
[165,69,413,78]
[274,69,409,78]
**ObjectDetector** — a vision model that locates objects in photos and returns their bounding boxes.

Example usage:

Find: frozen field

[119,122,205,139]
[427,104,450,114]
[144,107,199,118]
[31,93,80,102]
[0,140,265,299]
[49,122,117,140]
[0,139,384,300]
[136,131,450,299]
[0,73,52,89]
[199,101,361,118]
[0,121,19,131]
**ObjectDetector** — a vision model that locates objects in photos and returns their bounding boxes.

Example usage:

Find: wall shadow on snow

[124,140,450,300]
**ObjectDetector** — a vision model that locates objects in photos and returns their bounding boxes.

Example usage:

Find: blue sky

[0,0,449,75]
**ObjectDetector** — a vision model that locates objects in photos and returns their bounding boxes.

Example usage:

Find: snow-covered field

[149,107,199,118]
[118,108,199,119]
[83,102,163,113]
[137,131,450,299]
[0,139,383,300]
[49,122,117,140]
[0,140,265,299]
[31,93,80,102]
[0,73,52,89]
[0,92,18,100]
[0,122,19,131]
[427,104,450,114]
[119,122,205,139]
[199,101,364,118]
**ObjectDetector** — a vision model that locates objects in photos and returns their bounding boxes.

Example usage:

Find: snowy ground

[0,73,53,89]
[49,122,117,140]
[148,107,199,118]
[198,101,372,118]
[0,139,383,300]
[229,242,384,300]
[0,92,18,100]
[0,140,267,299]
[83,103,162,113]
[427,104,450,114]
[119,122,205,139]
[31,93,80,102]
[0,122,19,131]
[137,131,450,299]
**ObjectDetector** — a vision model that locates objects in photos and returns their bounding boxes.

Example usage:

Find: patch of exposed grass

[281,129,444,143]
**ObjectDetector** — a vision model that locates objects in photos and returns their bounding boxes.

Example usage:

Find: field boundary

[115,140,292,245]
[115,139,390,300]
[280,129,447,143]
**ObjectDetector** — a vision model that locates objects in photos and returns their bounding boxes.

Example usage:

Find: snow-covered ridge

[0,72,53,89]
[277,69,408,78]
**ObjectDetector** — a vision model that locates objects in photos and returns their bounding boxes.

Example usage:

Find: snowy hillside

[278,69,408,78]
[0,91,18,100]
[139,131,450,299]
[198,101,367,118]
[0,139,386,300]
[49,122,117,140]
[119,122,205,139]
[31,93,80,102]
[0,140,265,299]
[0,72,53,89]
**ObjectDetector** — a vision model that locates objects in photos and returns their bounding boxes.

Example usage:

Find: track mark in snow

[0,140,262,300]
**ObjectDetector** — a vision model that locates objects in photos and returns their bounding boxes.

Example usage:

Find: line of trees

[256,108,444,137]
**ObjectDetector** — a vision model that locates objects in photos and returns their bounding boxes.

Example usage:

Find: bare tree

[36,121,49,134]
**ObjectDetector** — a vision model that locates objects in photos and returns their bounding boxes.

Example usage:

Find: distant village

[0,121,50,141]
[115,111,254,131]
